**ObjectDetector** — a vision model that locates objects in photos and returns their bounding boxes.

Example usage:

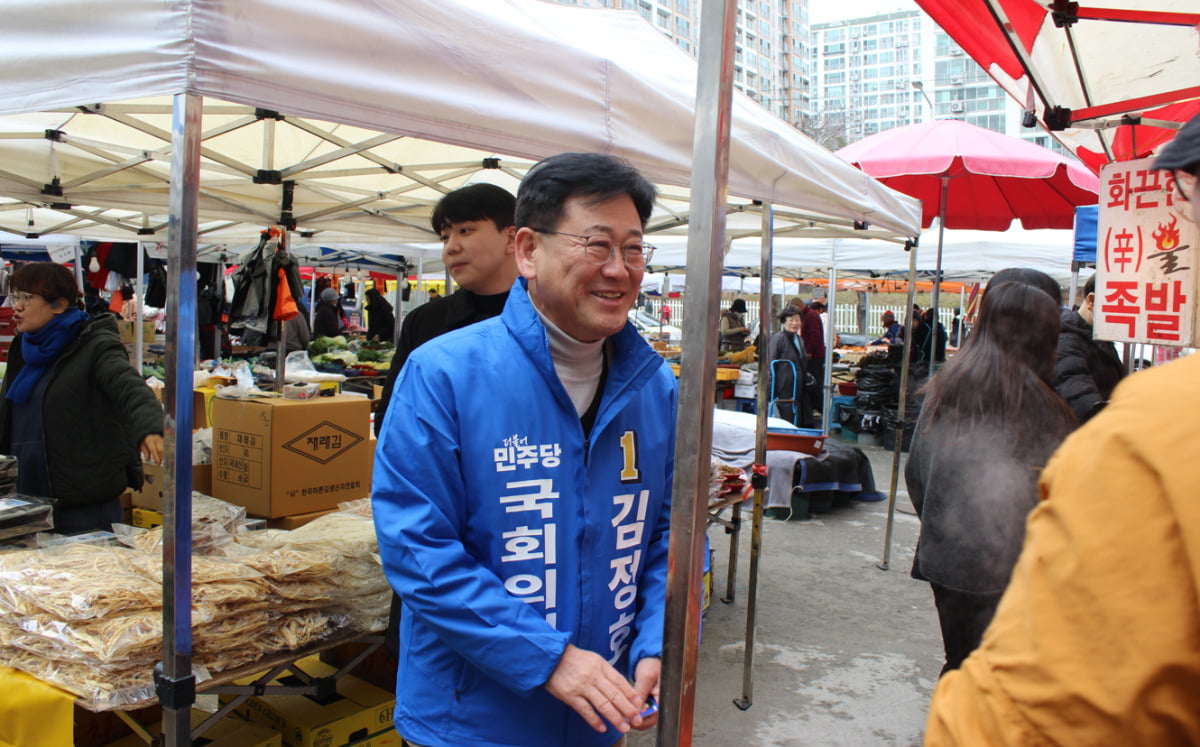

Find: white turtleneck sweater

[534,306,606,417]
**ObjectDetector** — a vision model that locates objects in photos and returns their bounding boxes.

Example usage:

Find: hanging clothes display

[227,227,304,347]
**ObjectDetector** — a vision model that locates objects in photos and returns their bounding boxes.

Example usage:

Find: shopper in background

[905,280,1075,676]
[917,307,947,365]
[871,310,902,345]
[801,300,827,416]
[362,286,395,343]
[949,307,963,347]
[312,287,342,338]
[767,305,812,427]
[1054,273,1125,423]
[0,262,163,534]
[720,298,751,351]
[373,153,673,747]
[282,299,311,355]
[924,109,1200,747]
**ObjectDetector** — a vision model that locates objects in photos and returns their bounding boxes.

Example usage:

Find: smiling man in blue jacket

[372,152,677,747]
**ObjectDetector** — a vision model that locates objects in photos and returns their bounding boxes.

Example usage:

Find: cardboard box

[345,728,402,747]
[131,507,162,529]
[211,396,371,518]
[117,320,157,344]
[104,710,281,747]
[231,657,394,747]
[130,463,213,510]
[195,386,219,428]
[266,508,336,530]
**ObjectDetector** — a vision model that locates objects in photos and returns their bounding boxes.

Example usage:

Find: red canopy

[915,0,1200,172]
[836,118,1099,231]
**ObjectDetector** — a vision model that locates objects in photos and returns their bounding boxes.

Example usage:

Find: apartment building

[545,0,814,130]
[810,10,1060,150]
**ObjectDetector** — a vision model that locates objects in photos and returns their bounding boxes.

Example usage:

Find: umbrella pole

[879,238,919,572]
[927,177,948,361]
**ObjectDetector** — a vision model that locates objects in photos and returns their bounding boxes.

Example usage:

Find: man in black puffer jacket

[1054,273,1126,423]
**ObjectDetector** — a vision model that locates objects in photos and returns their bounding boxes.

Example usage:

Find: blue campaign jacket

[372,279,678,747]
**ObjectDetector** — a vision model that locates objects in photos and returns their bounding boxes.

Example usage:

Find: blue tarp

[1074,205,1097,264]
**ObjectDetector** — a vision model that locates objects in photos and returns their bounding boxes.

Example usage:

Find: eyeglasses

[1172,169,1196,202]
[9,292,38,306]
[530,229,655,270]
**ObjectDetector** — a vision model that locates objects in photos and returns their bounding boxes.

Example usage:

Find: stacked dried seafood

[0,496,387,710]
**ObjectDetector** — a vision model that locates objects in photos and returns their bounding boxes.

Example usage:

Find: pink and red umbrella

[836,118,1099,231]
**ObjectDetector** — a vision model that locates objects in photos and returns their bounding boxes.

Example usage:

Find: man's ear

[514,227,539,280]
[503,225,517,255]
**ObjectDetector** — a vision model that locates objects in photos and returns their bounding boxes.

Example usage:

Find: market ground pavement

[631,439,939,746]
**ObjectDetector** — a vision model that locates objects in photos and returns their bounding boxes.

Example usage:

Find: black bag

[144,263,167,308]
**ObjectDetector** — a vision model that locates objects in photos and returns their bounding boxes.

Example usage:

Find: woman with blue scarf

[1,263,163,534]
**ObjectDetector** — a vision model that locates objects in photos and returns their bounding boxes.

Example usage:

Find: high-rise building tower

[541,0,814,131]
[810,10,1061,151]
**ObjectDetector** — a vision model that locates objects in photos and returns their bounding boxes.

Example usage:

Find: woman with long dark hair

[905,280,1076,674]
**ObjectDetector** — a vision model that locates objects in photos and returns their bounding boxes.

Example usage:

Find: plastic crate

[765,427,826,455]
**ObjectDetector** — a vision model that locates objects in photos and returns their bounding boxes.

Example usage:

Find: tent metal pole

[821,249,837,435]
[658,0,737,743]
[72,245,84,293]
[215,253,226,358]
[135,244,145,374]
[733,202,774,711]
[879,239,919,571]
[159,92,200,747]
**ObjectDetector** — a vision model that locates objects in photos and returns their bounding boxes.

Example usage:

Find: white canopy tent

[650,223,1077,284]
[0,1,928,741]
[0,0,921,248]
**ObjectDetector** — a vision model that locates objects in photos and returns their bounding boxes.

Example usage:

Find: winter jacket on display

[372,279,677,747]
[0,313,163,508]
[228,236,304,346]
[1054,308,1125,423]
[926,354,1200,746]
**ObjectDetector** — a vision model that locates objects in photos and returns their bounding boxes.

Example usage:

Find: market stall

[0,1,923,744]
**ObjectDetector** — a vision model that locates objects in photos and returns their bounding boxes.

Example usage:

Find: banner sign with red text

[1094,157,1199,347]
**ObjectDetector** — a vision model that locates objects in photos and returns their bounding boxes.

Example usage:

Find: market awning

[0,0,923,250]
[915,0,1200,172]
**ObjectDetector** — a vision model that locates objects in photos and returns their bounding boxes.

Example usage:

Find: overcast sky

[807,0,919,24]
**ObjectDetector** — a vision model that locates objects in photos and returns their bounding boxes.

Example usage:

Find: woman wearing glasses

[1,262,163,534]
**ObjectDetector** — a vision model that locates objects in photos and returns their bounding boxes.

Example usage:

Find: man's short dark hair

[431,183,516,234]
[515,153,656,231]
[1083,273,1097,298]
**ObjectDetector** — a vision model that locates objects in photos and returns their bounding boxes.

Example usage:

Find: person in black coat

[362,286,395,342]
[767,306,813,427]
[1054,274,1126,423]
[1,263,163,533]
[313,287,342,338]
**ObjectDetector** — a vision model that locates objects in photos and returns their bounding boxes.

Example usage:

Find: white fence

[648,297,957,340]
